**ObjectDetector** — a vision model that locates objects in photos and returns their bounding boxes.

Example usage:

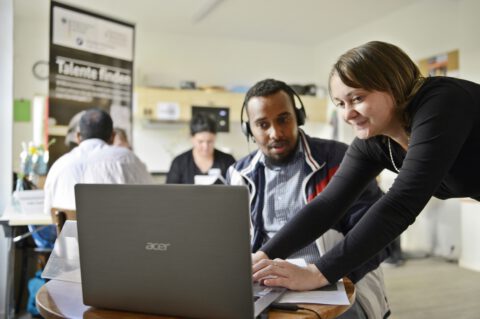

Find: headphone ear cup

[288,86,306,126]
[296,106,306,126]
[241,121,251,139]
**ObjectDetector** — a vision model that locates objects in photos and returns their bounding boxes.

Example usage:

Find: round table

[37,279,355,319]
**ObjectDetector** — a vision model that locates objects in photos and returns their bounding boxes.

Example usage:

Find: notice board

[48,1,135,164]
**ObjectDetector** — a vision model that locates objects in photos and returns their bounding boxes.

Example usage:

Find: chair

[50,208,77,235]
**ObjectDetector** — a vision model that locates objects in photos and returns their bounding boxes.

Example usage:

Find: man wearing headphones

[227,79,391,319]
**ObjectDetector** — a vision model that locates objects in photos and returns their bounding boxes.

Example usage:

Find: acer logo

[145,242,171,251]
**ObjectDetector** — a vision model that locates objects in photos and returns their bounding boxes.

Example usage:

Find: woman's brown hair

[328,41,425,129]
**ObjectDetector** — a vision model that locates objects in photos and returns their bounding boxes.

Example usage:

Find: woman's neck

[192,149,214,173]
[384,116,410,151]
[387,129,410,151]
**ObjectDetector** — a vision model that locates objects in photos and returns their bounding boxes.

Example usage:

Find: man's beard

[265,139,298,167]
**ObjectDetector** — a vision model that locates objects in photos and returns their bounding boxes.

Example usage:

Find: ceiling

[18,0,420,45]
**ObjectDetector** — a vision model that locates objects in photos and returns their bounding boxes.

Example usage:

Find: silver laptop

[75,184,284,319]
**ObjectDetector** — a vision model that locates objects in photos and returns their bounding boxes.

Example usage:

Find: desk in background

[0,202,53,319]
[37,279,355,319]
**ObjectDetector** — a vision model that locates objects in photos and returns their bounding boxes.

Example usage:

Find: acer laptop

[75,184,285,319]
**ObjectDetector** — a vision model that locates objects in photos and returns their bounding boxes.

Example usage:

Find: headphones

[240,85,307,141]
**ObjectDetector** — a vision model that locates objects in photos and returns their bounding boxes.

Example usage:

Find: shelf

[135,86,327,123]
[48,125,68,136]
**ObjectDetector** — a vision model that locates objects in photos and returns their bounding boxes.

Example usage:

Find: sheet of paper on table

[278,258,350,305]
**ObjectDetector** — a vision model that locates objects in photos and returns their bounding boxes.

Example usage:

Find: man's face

[246,91,299,165]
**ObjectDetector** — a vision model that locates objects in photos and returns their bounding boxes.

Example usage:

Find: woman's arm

[316,86,475,282]
[260,141,383,262]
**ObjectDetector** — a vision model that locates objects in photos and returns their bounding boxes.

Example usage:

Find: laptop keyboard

[253,284,284,299]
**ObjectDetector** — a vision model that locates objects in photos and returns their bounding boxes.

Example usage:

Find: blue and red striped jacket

[227,130,386,275]
[228,129,390,318]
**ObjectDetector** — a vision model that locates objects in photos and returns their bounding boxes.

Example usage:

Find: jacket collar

[239,129,325,178]
[299,130,324,173]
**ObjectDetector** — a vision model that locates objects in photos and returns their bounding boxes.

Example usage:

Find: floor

[15,257,480,319]
[382,257,480,319]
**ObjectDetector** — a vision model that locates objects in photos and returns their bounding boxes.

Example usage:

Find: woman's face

[192,131,216,157]
[330,73,399,139]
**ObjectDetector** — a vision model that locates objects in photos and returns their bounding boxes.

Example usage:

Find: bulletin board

[48,1,135,165]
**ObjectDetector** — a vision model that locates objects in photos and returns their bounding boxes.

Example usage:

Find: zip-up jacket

[227,130,391,318]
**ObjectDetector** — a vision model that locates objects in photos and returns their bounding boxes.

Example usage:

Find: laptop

[75,184,285,319]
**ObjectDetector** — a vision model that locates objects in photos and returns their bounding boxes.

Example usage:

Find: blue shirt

[260,142,321,264]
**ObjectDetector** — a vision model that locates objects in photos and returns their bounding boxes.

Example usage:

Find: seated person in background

[64,110,85,150]
[166,113,235,184]
[227,79,390,319]
[113,127,132,150]
[44,108,153,214]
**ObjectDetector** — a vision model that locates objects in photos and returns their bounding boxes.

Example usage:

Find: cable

[298,306,322,319]
[269,303,322,319]
[269,303,299,311]
[13,225,50,243]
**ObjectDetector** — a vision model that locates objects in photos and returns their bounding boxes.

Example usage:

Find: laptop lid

[75,184,255,319]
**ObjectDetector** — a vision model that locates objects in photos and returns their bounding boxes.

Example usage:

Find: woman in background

[113,127,132,150]
[166,113,235,184]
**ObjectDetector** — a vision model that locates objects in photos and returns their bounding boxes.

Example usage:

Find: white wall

[136,29,315,89]
[313,0,461,89]
[458,0,480,83]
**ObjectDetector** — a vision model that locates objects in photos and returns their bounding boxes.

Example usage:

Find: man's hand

[252,258,330,291]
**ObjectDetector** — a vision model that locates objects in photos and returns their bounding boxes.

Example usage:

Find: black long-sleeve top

[166,149,235,184]
[262,77,480,283]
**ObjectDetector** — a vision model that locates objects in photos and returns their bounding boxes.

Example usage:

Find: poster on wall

[49,1,134,164]
[418,50,459,77]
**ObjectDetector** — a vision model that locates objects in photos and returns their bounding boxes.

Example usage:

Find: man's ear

[75,132,82,144]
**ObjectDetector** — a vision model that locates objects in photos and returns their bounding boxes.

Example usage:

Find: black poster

[49,1,134,163]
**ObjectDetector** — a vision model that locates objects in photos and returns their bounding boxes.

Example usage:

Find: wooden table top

[37,279,355,319]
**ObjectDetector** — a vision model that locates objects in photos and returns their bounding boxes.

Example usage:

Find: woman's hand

[252,258,330,291]
[252,251,269,264]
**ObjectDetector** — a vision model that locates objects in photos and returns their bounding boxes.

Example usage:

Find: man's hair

[243,79,296,114]
[329,41,425,128]
[79,109,114,142]
[190,113,217,136]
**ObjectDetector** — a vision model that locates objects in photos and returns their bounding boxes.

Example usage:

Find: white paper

[278,258,350,305]
[277,280,350,305]
[194,175,219,185]
[12,190,45,214]
[42,221,82,283]
[286,258,307,268]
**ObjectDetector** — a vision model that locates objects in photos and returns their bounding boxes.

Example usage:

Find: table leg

[0,224,15,319]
